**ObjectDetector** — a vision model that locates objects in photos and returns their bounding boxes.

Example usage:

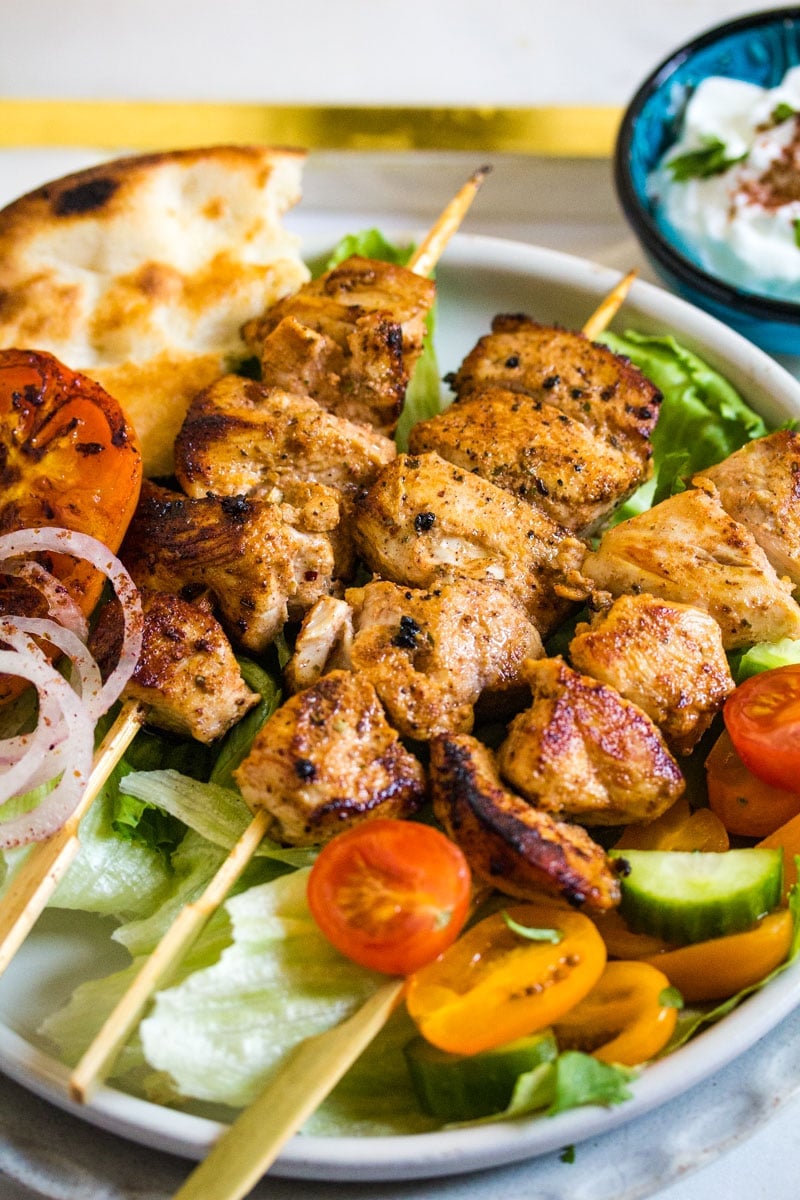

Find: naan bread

[0,145,310,475]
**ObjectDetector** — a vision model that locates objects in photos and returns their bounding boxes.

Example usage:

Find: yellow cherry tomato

[642,908,793,1003]
[405,903,606,1056]
[553,960,678,1066]
[616,795,729,852]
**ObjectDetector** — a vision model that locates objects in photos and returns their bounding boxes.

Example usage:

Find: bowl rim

[614,4,800,325]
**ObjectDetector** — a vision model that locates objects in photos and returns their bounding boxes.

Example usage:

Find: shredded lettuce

[599,330,768,521]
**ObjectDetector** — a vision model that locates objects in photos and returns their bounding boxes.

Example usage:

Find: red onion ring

[0,527,143,846]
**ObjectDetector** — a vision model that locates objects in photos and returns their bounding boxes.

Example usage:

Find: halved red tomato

[306,818,472,976]
[0,348,142,615]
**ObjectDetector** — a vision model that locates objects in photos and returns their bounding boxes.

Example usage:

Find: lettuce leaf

[600,331,768,522]
[209,657,281,790]
[731,637,800,684]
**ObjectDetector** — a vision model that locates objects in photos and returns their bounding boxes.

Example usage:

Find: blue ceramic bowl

[615,6,800,355]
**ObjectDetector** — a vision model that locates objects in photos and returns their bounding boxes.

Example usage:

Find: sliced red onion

[0,526,143,845]
[0,647,93,848]
[7,560,88,641]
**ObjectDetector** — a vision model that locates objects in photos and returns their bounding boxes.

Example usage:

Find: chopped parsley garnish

[772,101,796,124]
[667,137,746,181]
[794,218,800,250]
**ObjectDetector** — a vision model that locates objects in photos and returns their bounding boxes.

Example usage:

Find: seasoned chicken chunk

[448,316,660,480]
[121,480,342,653]
[286,579,543,739]
[174,375,396,502]
[284,596,354,693]
[697,431,800,588]
[408,385,648,534]
[569,593,735,755]
[497,657,685,826]
[242,255,436,434]
[581,480,800,649]
[352,452,585,634]
[90,589,259,743]
[233,670,426,845]
[430,733,621,910]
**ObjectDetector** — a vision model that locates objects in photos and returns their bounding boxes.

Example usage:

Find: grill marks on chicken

[352,452,585,635]
[569,593,735,755]
[696,430,800,589]
[429,317,660,531]
[286,578,543,740]
[408,386,642,534]
[242,255,436,434]
[430,733,621,910]
[120,480,341,652]
[497,657,685,827]
[173,375,396,502]
[90,589,259,743]
[233,669,426,845]
[582,480,800,650]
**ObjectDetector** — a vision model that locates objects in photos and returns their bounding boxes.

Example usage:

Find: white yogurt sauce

[650,66,800,300]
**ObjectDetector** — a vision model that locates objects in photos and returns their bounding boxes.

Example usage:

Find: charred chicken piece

[448,316,660,479]
[408,385,648,535]
[286,578,543,739]
[569,593,735,755]
[242,255,436,434]
[497,657,685,826]
[352,452,585,635]
[173,375,396,502]
[90,588,260,743]
[120,480,342,653]
[233,669,426,845]
[581,479,800,650]
[430,733,621,910]
[696,430,800,589]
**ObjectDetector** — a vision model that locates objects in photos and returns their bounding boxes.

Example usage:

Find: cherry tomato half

[642,908,793,1003]
[724,666,800,794]
[706,728,800,838]
[306,818,472,976]
[0,349,142,614]
[552,960,678,1066]
[405,903,606,1055]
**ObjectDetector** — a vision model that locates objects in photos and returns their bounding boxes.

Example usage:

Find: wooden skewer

[171,979,404,1200]
[0,698,144,979]
[582,268,638,341]
[67,170,491,1107]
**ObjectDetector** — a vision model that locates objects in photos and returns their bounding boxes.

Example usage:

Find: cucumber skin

[611,848,784,946]
[404,1030,558,1121]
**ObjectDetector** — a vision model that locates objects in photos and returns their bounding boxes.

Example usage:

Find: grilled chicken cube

[233,669,426,845]
[352,452,585,634]
[696,430,800,589]
[497,657,685,826]
[173,375,396,502]
[408,385,647,534]
[581,480,800,649]
[284,595,354,693]
[448,316,660,480]
[430,733,621,910]
[242,255,436,434]
[120,480,342,652]
[300,578,543,740]
[90,588,259,743]
[569,593,735,755]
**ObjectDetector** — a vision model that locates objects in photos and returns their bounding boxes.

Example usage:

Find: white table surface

[3,4,800,1196]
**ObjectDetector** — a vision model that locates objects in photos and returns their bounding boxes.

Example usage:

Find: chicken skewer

[66,168,491,1105]
[76,273,640,1200]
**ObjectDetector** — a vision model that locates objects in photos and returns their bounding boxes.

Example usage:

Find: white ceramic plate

[0,234,799,1184]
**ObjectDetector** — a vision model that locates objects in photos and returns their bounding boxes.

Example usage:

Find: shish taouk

[67,169,489,1104]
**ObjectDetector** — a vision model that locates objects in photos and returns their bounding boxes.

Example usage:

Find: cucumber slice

[611,848,783,945]
[404,1029,558,1121]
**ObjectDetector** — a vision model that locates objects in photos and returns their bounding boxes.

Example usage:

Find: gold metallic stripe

[0,99,620,157]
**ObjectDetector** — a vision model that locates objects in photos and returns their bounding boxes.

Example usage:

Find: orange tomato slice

[405,903,606,1055]
[706,727,800,838]
[0,348,142,614]
[641,908,793,1003]
[553,959,678,1066]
